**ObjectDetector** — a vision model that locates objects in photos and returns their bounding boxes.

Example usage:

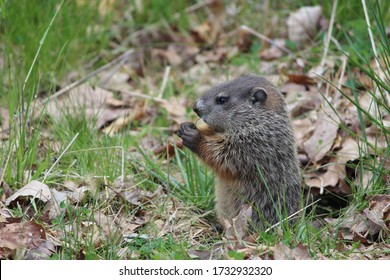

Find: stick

[361,0,389,106]
[43,132,79,182]
[157,66,171,99]
[240,25,291,54]
[334,54,348,108]
[100,87,165,103]
[320,0,338,68]
[40,49,134,104]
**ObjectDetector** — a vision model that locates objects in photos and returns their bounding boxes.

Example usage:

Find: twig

[43,132,79,182]
[99,54,129,86]
[361,0,389,106]
[100,87,165,103]
[40,49,134,104]
[334,54,348,108]
[265,199,321,233]
[320,0,338,68]
[157,66,171,99]
[240,25,291,54]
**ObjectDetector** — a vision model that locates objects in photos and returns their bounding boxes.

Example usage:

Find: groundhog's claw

[177,122,201,153]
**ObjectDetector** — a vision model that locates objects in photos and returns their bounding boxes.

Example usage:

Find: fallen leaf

[286,73,314,85]
[364,195,390,232]
[5,180,51,206]
[303,109,339,162]
[24,240,56,260]
[195,47,238,64]
[102,103,145,136]
[292,115,316,152]
[224,204,252,241]
[45,188,68,220]
[273,243,311,260]
[287,6,323,48]
[124,188,142,206]
[94,211,122,242]
[0,220,47,259]
[191,22,211,43]
[152,47,183,66]
[42,84,125,130]
[336,138,360,165]
[305,158,342,190]
[282,83,322,117]
[160,96,188,125]
[365,124,389,153]
[259,39,285,61]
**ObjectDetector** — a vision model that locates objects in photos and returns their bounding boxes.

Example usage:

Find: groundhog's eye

[215,96,229,105]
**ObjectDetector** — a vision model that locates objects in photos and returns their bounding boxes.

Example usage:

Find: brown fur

[177,74,301,230]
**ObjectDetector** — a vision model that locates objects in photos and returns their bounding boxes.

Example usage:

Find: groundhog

[177,74,301,231]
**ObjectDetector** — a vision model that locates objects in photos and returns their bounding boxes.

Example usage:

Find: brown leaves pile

[0,177,214,259]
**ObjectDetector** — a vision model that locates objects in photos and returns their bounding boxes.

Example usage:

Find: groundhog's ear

[250,87,267,104]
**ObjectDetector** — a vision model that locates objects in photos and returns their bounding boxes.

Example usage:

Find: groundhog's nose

[193,100,201,117]
[193,103,200,116]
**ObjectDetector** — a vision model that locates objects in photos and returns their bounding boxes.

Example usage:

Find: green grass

[1,0,389,260]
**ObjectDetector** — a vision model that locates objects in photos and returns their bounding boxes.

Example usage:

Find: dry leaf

[5,180,51,206]
[287,6,323,48]
[191,22,211,43]
[259,39,285,61]
[41,84,132,130]
[365,124,388,153]
[292,115,316,152]
[44,84,112,119]
[160,96,188,125]
[191,0,225,44]
[124,188,142,205]
[336,138,360,165]
[303,109,339,162]
[105,96,128,107]
[94,211,122,241]
[224,204,252,241]
[282,83,322,117]
[152,47,183,66]
[305,158,342,190]
[45,188,68,220]
[0,220,47,259]
[102,104,145,136]
[364,195,390,232]
[286,73,314,85]
[24,240,56,260]
[273,242,311,260]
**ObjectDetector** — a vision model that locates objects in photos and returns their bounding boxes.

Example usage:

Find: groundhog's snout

[193,99,205,117]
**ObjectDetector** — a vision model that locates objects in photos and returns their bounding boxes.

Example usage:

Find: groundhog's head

[193,74,287,133]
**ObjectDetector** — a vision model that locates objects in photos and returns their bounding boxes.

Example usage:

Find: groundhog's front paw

[177,122,201,153]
